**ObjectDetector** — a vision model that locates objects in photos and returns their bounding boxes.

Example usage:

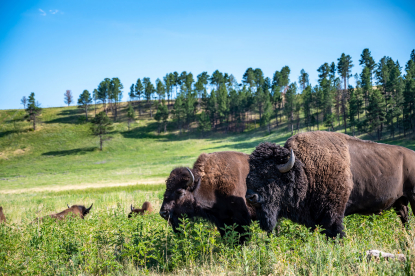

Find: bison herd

[1,131,415,243]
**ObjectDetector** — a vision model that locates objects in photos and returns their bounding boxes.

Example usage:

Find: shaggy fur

[0,206,5,223]
[160,151,255,242]
[128,201,153,218]
[246,131,415,238]
[35,204,93,222]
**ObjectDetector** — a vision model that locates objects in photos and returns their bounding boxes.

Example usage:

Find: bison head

[69,204,93,218]
[160,167,199,232]
[246,142,304,232]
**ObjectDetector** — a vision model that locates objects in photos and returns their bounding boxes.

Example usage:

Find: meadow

[1,104,415,275]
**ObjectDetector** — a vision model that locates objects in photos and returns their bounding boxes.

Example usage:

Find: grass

[1,103,415,274]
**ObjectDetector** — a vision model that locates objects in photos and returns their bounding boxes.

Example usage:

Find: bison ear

[185,167,195,187]
[131,204,134,211]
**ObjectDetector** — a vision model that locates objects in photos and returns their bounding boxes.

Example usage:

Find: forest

[25,48,415,141]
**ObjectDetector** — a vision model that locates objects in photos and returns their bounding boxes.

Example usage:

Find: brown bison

[128,201,153,217]
[159,151,255,242]
[35,204,93,222]
[0,206,5,223]
[246,131,415,238]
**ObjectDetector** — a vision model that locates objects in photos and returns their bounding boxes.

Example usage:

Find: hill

[0,102,414,194]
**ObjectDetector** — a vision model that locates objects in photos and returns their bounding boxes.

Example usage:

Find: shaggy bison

[246,131,415,238]
[128,201,153,217]
[160,151,255,241]
[35,204,93,222]
[0,206,5,223]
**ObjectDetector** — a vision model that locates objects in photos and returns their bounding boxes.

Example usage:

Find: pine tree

[109,77,123,121]
[172,93,185,134]
[365,88,386,140]
[156,78,166,102]
[97,78,110,114]
[403,50,415,134]
[25,92,41,130]
[126,102,135,131]
[154,100,169,134]
[207,89,217,130]
[135,78,144,115]
[129,84,135,102]
[77,90,92,121]
[261,92,272,134]
[143,77,155,117]
[284,83,297,135]
[197,111,211,137]
[302,85,312,130]
[91,111,113,151]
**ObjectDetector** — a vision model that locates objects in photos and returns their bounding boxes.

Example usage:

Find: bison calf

[35,204,93,222]
[128,201,153,218]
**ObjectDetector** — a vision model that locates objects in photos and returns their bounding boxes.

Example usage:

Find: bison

[159,151,255,242]
[0,206,5,223]
[128,201,153,217]
[246,131,415,238]
[35,204,93,222]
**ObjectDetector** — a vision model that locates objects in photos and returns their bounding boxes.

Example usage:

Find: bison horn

[185,167,194,186]
[67,204,70,208]
[87,203,93,211]
[131,204,134,211]
[277,149,295,173]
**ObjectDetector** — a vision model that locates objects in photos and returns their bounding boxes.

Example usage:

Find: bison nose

[159,210,169,219]
[246,193,260,204]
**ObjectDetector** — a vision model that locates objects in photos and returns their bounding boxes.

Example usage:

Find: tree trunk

[85,105,88,121]
[33,114,36,130]
[99,134,103,151]
[164,122,167,133]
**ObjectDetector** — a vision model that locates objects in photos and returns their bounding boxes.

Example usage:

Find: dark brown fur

[246,131,415,238]
[0,206,6,224]
[35,204,93,222]
[128,201,153,218]
[160,151,255,242]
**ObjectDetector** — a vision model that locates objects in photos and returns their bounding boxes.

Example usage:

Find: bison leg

[320,215,346,239]
[393,197,409,225]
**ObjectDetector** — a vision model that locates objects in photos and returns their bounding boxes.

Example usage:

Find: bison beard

[246,131,415,238]
[160,151,255,243]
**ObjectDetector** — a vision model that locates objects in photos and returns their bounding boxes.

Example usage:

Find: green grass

[1,104,415,275]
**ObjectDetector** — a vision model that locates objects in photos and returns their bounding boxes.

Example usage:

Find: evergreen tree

[348,86,358,136]
[93,89,98,115]
[156,78,166,101]
[302,85,312,130]
[154,100,169,134]
[261,91,272,134]
[25,92,41,130]
[284,83,297,135]
[109,77,123,121]
[21,96,27,109]
[129,84,135,102]
[337,53,353,91]
[365,88,386,140]
[403,50,415,134]
[216,84,229,127]
[97,78,110,114]
[172,93,185,134]
[77,89,92,121]
[197,111,211,136]
[90,111,113,151]
[209,70,224,90]
[143,77,155,117]
[126,102,135,131]
[298,69,309,92]
[207,89,218,129]
[135,78,144,115]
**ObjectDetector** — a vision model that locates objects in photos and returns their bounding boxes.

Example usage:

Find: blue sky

[1,0,414,109]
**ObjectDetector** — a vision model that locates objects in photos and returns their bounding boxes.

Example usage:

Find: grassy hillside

[1,104,415,275]
[0,104,294,192]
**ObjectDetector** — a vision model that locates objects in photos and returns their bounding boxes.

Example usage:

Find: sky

[0,0,414,110]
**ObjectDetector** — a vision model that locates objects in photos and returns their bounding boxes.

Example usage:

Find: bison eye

[175,189,185,196]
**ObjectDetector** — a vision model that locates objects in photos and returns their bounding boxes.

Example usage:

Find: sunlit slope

[0,105,292,192]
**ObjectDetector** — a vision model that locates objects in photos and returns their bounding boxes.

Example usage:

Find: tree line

[22,48,415,141]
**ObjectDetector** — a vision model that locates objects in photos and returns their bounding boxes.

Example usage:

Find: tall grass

[0,187,414,275]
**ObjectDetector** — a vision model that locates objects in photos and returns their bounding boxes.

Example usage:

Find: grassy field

[1,104,415,275]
